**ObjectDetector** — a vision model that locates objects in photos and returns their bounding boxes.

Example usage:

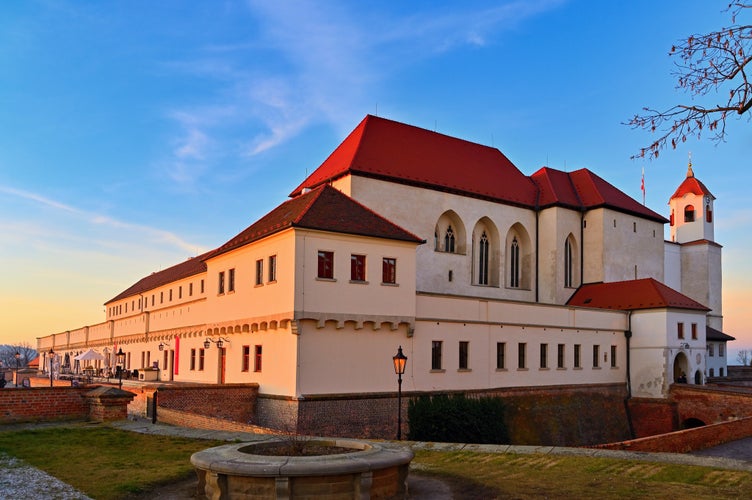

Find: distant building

[37,115,734,432]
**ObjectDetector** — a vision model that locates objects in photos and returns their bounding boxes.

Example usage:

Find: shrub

[407,394,508,444]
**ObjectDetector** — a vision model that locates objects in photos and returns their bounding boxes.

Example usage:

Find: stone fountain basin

[191,438,414,499]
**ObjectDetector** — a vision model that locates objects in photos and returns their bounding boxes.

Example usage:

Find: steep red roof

[289,115,539,207]
[670,165,714,200]
[567,278,710,311]
[213,184,424,258]
[105,248,217,305]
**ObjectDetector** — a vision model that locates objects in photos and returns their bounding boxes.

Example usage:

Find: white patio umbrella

[74,349,105,362]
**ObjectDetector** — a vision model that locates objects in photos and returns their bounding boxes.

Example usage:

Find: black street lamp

[392,345,408,440]
[116,348,126,390]
[48,349,55,387]
[14,351,20,388]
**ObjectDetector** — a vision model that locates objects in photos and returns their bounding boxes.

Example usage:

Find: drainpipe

[623,311,635,438]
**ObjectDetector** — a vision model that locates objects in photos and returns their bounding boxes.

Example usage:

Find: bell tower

[667,157,722,330]
[669,157,715,244]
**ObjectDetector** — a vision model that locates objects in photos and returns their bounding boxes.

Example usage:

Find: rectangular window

[218,271,225,294]
[160,291,164,304]
[459,341,469,370]
[268,255,277,282]
[169,289,173,301]
[198,349,205,370]
[146,351,150,367]
[351,254,366,281]
[382,257,397,284]
[719,344,725,357]
[318,251,334,279]
[691,323,697,340]
[151,295,155,307]
[496,342,506,369]
[242,346,250,372]
[709,343,715,356]
[163,350,168,370]
[189,283,193,296]
[431,341,443,370]
[178,286,182,299]
[593,345,600,368]
[228,268,235,292]
[540,343,548,369]
[254,345,263,372]
[200,279,205,294]
[518,343,526,369]
[557,344,565,369]
[255,259,263,285]
[611,345,617,368]
[677,322,684,339]
[574,344,581,368]
[190,349,196,371]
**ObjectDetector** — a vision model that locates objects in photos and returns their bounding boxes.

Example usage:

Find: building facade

[37,115,734,431]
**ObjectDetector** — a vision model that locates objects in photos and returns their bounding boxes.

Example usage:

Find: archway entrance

[673,352,689,383]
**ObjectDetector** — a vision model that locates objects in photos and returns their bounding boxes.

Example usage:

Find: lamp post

[48,349,55,387]
[392,346,408,440]
[14,351,20,388]
[116,348,126,390]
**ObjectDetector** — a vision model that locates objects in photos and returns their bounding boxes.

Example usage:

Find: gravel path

[0,453,92,500]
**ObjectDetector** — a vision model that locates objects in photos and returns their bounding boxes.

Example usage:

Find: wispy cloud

[158,0,566,183]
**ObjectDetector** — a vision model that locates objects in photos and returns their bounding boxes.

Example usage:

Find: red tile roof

[670,166,714,200]
[566,278,710,311]
[289,115,540,207]
[105,249,216,305]
[532,167,667,222]
[212,184,424,258]
[291,115,668,223]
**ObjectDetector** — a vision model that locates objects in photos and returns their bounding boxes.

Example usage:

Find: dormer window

[684,205,695,222]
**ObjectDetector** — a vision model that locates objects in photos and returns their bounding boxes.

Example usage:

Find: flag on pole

[640,167,645,205]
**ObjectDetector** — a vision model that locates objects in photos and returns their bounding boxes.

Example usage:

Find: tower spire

[687,152,694,178]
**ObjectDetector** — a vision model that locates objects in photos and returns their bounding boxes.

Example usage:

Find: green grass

[1,425,751,499]
[412,450,752,499]
[0,424,223,499]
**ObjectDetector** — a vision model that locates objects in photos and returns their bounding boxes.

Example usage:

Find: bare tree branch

[627,4,752,158]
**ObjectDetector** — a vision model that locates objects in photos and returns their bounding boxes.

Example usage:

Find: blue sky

[1,1,750,356]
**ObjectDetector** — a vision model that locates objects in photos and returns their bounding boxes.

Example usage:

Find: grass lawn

[1,424,752,499]
[413,449,752,499]
[0,424,223,499]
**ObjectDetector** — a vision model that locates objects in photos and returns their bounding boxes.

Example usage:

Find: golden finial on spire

[687,152,694,178]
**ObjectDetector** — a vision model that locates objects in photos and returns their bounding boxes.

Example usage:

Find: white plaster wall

[294,230,418,319]
[664,241,682,291]
[680,243,722,317]
[537,206,583,304]
[344,176,538,303]
[706,341,729,377]
[670,193,714,243]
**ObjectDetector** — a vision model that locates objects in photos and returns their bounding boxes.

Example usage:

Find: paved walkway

[4,418,752,499]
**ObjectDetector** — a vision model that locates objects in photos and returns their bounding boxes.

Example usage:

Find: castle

[38,115,734,437]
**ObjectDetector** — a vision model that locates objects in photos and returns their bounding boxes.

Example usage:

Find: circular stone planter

[191,438,414,499]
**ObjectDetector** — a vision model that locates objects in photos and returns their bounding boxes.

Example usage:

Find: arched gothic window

[564,238,573,288]
[444,226,455,253]
[478,231,489,285]
[684,205,695,222]
[510,237,520,288]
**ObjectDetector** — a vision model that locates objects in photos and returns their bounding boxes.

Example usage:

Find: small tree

[627,3,752,158]
[737,349,751,366]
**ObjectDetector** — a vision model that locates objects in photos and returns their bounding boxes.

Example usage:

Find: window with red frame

[254,345,262,372]
[317,251,333,279]
[242,345,250,372]
[382,257,396,284]
[351,254,366,281]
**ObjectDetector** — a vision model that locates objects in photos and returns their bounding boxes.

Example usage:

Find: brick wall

[627,398,677,437]
[594,416,752,453]
[0,387,90,423]
[156,384,258,424]
[672,385,752,424]
[264,383,631,445]
[158,407,275,435]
